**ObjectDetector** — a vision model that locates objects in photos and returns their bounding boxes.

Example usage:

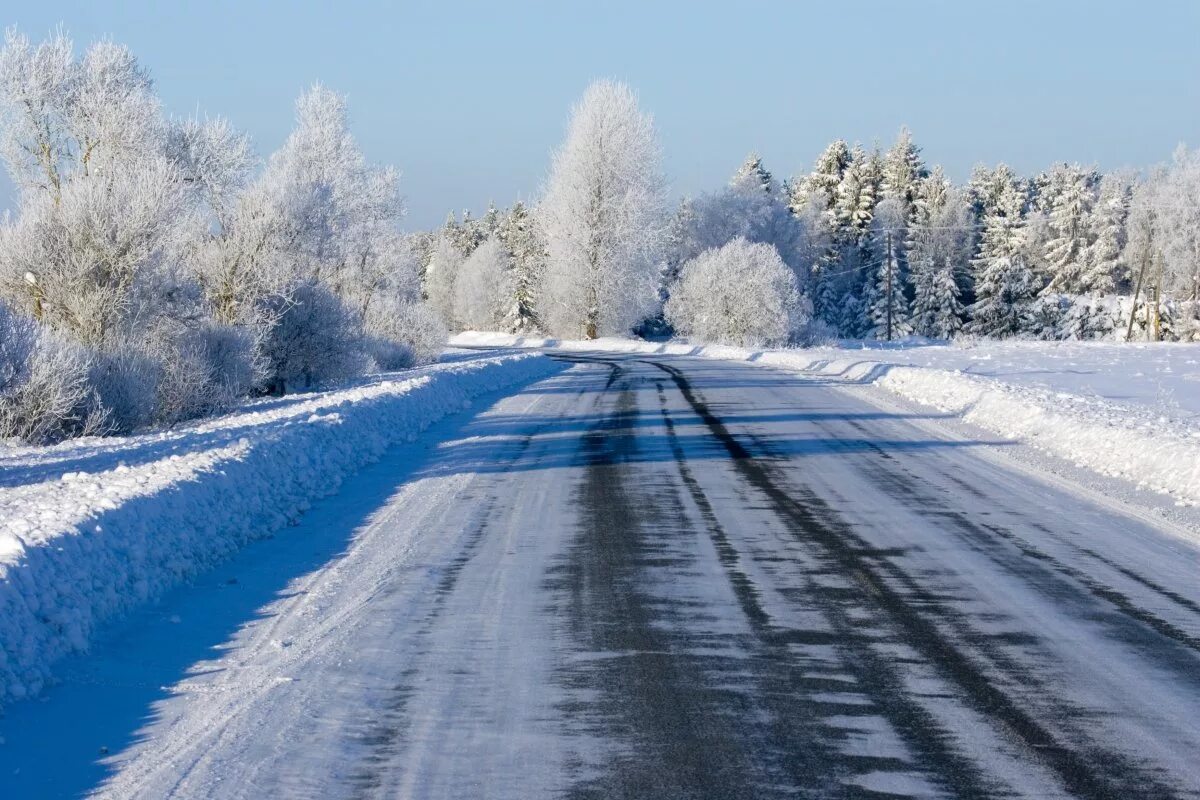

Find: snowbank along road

[4,348,1200,799]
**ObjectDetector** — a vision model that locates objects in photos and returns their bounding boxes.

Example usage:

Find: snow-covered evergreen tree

[1041,163,1098,295]
[834,145,880,251]
[866,198,911,339]
[788,140,851,215]
[881,127,928,211]
[732,152,773,194]
[968,167,1035,336]
[1082,171,1130,294]
[539,80,668,338]
[495,202,545,333]
[910,256,964,338]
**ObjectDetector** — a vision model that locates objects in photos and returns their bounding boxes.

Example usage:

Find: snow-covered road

[5,350,1200,799]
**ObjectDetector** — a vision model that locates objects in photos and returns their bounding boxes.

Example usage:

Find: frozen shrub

[666,238,808,348]
[257,282,370,394]
[89,349,161,434]
[0,301,37,392]
[0,305,106,443]
[363,297,448,369]
[150,322,261,425]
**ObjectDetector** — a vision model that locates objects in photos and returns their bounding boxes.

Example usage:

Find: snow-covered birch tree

[539,80,668,338]
[454,235,513,332]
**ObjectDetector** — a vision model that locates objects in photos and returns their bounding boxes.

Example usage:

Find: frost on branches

[0,29,445,442]
[666,238,809,348]
[539,80,668,339]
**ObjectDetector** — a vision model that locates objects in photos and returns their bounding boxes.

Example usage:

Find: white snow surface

[0,351,559,704]
[453,332,1200,506]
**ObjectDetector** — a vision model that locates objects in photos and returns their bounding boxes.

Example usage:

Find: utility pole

[1152,250,1164,342]
[1125,247,1149,342]
[885,230,893,342]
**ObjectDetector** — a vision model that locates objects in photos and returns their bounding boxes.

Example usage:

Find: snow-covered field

[0,351,560,704]
[453,332,1200,506]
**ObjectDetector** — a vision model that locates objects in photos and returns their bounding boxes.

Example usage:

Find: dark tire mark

[649,358,1184,800]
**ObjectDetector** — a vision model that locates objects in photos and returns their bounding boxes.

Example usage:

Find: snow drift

[0,352,559,704]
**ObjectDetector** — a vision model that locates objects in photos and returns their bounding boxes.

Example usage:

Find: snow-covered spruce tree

[881,127,929,213]
[788,139,851,216]
[910,257,964,339]
[1083,171,1130,295]
[968,167,1036,336]
[865,199,912,339]
[1040,163,1098,295]
[732,153,774,194]
[423,234,465,330]
[539,80,668,338]
[665,238,808,347]
[495,202,546,332]
[454,235,514,332]
[833,144,881,258]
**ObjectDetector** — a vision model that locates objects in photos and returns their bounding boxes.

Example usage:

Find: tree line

[0,30,446,443]
[427,85,1200,348]
[3,32,1197,445]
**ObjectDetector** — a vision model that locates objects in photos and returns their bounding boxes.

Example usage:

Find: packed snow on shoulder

[453,332,1200,506]
[0,351,559,704]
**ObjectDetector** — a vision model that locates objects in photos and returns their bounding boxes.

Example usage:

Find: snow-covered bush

[454,236,513,332]
[257,282,369,394]
[88,349,161,434]
[666,238,808,348]
[0,304,105,443]
[150,323,261,425]
[363,298,448,369]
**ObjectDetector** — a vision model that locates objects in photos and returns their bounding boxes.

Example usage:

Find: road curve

[12,350,1200,799]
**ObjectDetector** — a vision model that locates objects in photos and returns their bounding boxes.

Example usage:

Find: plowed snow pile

[0,352,558,703]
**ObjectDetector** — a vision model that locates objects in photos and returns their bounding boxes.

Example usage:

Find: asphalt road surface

[8,350,1200,799]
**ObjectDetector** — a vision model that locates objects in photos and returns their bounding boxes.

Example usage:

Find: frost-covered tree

[256,281,367,394]
[1082,171,1130,294]
[789,139,851,216]
[539,80,668,338]
[454,235,513,332]
[674,159,807,285]
[423,234,465,330]
[1157,146,1200,301]
[732,152,773,194]
[911,257,964,338]
[833,144,880,255]
[492,202,545,332]
[968,167,1035,336]
[881,127,928,211]
[665,238,808,347]
[1041,163,1098,295]
[865,198,912,339]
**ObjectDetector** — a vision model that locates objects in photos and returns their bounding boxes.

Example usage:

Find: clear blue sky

[3,0,1198,228]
